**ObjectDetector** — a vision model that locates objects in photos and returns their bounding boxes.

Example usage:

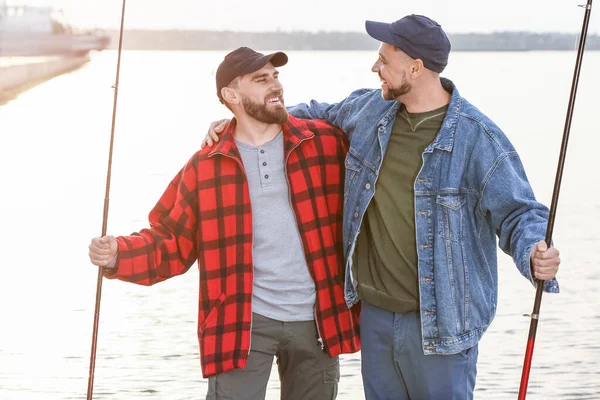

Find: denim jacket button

[354,212,359,218]
[365,183,371,190]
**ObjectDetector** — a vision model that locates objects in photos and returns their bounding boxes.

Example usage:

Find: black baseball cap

[216,47,288,102]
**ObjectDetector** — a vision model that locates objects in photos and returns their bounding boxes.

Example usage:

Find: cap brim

[365,20,395,46]
[240,51,288,76]
[267,51,288,67]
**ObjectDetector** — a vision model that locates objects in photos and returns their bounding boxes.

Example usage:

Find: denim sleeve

[479,152,559,293]
[287,89,370,137]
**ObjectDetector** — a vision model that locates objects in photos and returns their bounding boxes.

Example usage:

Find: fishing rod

[86,0,127,399]
[518,1,593,398]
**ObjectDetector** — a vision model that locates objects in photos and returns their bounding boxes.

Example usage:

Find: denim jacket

[289,78,559,355]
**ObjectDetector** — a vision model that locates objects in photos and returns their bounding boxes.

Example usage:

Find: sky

[4,0,600,34]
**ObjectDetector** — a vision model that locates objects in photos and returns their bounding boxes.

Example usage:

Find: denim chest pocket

[344,151,364,187]
[436,194,466,241]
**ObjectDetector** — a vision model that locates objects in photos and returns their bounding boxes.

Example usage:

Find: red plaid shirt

[104,115,360,377]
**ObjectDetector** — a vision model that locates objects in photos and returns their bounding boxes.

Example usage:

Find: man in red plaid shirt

[88,46,360,400]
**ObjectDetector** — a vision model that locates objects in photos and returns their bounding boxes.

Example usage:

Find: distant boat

[0,3,110,57]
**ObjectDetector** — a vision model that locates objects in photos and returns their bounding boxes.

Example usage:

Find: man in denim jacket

[203,15,561,400]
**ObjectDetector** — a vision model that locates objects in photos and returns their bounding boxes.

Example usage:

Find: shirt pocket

[436,193,466,242]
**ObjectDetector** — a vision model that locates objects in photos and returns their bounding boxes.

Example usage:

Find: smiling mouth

[266,96,282,105]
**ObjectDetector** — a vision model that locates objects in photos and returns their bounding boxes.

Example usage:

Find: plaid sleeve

[103,156,199,286]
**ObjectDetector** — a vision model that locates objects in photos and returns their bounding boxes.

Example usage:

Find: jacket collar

[426,77,461,153]
[375,77,462,153]
[208,115,315,159]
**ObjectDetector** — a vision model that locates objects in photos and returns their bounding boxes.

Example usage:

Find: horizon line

[91,27,600,36]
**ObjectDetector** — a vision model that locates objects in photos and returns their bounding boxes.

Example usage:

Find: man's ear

[221,87,239,106]
[410,59,425,76]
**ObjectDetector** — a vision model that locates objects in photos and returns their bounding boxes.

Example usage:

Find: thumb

[100,235,116,246]
[536,241,548,253]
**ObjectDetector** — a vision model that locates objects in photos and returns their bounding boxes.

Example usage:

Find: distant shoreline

[102,29,600,52]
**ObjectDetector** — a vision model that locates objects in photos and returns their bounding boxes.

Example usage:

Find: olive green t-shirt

[355,103,448,314]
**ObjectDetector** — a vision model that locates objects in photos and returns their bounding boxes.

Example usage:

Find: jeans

[360,301,478,400]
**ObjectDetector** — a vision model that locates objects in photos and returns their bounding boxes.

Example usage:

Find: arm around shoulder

[287,88,374,132]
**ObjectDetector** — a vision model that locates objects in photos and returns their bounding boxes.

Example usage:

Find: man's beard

[242,95,288,124]
[382,73,412,100]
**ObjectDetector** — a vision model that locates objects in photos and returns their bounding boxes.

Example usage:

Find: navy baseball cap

[365,15,451,73]
[216,47,288,102]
